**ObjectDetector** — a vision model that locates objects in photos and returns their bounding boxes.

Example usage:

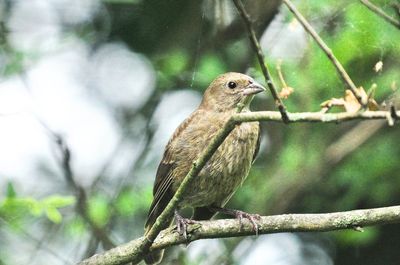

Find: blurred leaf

[196,54,227,87]
[42,195,76,208]
[115,187,152,216]
[88,194,110,227]
[45,207,62,224]
[335,227,379,246]
[159,50,189,76]
[65,217,86,237]
[6,182,16,198]
[0,192,74,224]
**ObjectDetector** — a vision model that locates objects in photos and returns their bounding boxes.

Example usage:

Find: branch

[360,0,400,29]
[232,0,290,123]
[282,0,366,106]
[39,123,116,250]
[78,205,400,265]
[232,110,400,124]
[78,109,399,265]
[130,118,238,263]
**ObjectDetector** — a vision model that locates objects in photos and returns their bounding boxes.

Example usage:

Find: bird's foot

[234,210,261,235]
[209,206,261,235]
[174,210,198,239]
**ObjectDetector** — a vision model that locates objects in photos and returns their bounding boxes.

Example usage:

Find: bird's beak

[242,81,266,96]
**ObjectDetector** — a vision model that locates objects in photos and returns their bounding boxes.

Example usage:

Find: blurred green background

[1,0,400,264]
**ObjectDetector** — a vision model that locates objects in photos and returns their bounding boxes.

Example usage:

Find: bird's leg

[174,210,198,239]
[208,206,261,235]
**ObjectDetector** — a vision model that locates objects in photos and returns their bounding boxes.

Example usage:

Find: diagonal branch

[78,205,400,265]
[78,109,399,265]
[232,0,290,123]
[360,0,400,29]
[282,0,366,106]
[129,118,238,264]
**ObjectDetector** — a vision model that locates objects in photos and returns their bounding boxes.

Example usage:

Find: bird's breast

[180,120,260,208]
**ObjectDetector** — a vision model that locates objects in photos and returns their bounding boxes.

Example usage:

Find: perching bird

[144,72,265,264]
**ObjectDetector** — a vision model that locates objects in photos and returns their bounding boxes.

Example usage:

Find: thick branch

[360,0,400,29]
[78,109,399,265]
[232,0,290,123]
[282,0,366,106]
[78,205,400,265]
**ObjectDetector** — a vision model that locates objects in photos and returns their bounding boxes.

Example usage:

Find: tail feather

[144,185,174,264]
[143,225,163,265]
[144,215,174,264]
[144,249,164,265]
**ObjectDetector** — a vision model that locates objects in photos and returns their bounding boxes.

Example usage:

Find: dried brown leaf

[279,86,294,99]
[320,87,378,113]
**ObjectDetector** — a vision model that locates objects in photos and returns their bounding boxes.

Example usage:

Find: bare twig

[78,205,400,265]
[282,0,366,106]
[232,0,290,123]
[276,60,288,89]
[40,123,116,250]
[232,110,400,123]
[56,137,116,250]
[360,0,400,29]
[0,219,73,264]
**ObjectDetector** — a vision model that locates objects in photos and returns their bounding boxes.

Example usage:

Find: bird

[144,72,265,264]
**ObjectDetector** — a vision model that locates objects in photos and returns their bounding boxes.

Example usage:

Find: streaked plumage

[144,72,264,264]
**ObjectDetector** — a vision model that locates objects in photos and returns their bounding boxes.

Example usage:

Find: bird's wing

[145,112,198,229]
[144,158,175,229]
[252,122,261,163]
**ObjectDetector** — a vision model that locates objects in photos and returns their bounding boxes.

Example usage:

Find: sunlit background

[1,0,400,264]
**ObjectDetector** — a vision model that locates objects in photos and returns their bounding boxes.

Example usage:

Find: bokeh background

[1,0,400,264]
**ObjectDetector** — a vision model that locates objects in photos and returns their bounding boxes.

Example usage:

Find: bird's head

[200,72,266,112]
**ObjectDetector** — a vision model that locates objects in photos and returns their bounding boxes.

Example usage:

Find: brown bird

[144,72,265,264]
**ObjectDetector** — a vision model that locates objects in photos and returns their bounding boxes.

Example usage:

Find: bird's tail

[143,225,164,265]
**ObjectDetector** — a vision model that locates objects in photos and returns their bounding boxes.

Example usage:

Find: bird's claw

[175,210,197,239]
[234,210,261,235]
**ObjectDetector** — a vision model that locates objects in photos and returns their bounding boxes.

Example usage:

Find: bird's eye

[228,81,237,89]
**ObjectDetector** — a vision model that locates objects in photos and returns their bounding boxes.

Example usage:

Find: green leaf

[196,54,227,88]
[6,182,16,198]
[42,195,76,208]
[160,50,189,76]
[26,198,43,216]
[88,194,110,227]
[335,227,379,246]
[45,207,63,224]
[115,187,152,216]
[65,217,86,237]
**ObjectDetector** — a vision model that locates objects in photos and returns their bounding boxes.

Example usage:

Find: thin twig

[282,0,366,106]
[39,123,116,250]
[0,219,73,264]
[232,0,290,123]
[276,60,288,89]
[232,110,400,123]
[360,0,400,29]
[78,205,400,265]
